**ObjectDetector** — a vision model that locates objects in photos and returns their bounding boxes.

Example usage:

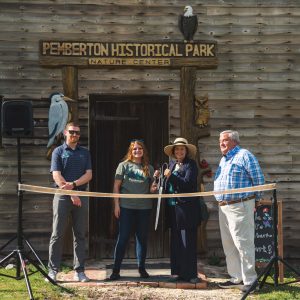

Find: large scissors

[154,163,168,231]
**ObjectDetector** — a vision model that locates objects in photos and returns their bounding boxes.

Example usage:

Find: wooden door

[89,94,169,259]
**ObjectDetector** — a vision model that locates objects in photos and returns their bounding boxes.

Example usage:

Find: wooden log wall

[0,0,300,259]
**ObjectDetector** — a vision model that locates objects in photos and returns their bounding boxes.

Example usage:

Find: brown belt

[218,195,255,206]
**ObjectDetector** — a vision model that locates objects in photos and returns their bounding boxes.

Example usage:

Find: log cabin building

[0,1,300,262]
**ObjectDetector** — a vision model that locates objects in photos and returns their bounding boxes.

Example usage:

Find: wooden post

[277,200,284,283]
[62,66,78,123]
[179,67,210,145]
[180,66,210,254]
[62,66,79,255]
[180,66,196,142]
[0,95,3,148]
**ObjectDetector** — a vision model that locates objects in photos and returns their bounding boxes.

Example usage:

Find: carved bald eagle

[178,6,198,42]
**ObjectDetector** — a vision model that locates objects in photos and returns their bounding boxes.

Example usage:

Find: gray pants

[48,194,88,272]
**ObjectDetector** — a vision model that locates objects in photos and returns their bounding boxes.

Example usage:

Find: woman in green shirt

[109,140,156,280]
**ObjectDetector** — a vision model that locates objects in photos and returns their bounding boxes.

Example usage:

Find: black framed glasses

[68,130,80,135]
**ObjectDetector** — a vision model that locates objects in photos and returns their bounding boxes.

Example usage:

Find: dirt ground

[63,260,252,300]
[74,283,246,300]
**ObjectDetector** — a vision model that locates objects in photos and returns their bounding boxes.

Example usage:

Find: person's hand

[164,168,171,178]
[153,170,160,179]
[150,182,158,193]
[255,199,263,208]
[114,202,120,219]
[71,195,81,207]
[61,182,74,190]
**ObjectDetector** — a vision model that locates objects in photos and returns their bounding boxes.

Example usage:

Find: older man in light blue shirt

[214,130,264,293]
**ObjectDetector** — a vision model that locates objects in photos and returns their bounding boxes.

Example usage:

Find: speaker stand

[0,137,57,300]
[241,188,300,299]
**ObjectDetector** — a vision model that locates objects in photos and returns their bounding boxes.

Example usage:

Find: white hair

[220,130,240,144]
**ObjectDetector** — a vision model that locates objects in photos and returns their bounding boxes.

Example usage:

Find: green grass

[0,264,300,299]
[253,270,300,300]
[0,264,83,300]
[255,284,300,300]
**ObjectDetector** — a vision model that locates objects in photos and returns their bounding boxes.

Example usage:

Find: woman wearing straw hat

[163,137,201,284]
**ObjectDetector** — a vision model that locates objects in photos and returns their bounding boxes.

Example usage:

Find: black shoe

[167,275,180,282]
[109,271,120,280]
[218,280,243,289]
[138,268,150,278]
[239,281,258,293]
[190,277,201,284]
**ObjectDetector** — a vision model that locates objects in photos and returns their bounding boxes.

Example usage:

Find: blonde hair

[123,140,150,177]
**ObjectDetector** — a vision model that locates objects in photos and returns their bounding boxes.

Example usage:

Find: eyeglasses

[68,130,80,135]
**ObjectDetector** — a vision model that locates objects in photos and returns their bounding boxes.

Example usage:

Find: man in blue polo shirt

[47,122,92,283]
[214,130,264,293]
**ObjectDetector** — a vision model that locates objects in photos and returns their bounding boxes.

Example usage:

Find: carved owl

[195,94,210,127]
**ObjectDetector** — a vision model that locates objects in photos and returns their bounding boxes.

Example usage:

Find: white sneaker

[74,271,90,282]
[45,269,57,282]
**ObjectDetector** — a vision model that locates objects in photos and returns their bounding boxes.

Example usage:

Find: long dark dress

[165,157,200,281]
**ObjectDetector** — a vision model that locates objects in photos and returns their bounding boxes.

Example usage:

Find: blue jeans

[113,207,151,271]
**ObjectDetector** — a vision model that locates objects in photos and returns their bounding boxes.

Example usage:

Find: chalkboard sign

[254,200,283,282]
[255,204,274,262]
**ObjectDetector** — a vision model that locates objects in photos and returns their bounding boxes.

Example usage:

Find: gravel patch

[76,284,245,300]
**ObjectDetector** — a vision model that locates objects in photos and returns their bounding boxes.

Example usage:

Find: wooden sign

[39,41,218,68]
[255,200,283,282]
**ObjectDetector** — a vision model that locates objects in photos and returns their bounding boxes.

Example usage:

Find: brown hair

[65,122,80,130]
[123,140,150,177]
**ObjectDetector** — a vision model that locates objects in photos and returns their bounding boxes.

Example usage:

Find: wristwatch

[72,181,77,188]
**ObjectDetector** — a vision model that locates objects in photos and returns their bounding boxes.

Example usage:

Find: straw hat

[164,137,197,159]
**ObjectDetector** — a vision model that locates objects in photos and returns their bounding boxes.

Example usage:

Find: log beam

[62,66,78,123]
[180,66,210,254]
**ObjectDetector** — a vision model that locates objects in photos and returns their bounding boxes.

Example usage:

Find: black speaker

[1,100,33,137]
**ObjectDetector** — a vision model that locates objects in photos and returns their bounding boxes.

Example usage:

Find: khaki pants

[219,199,257,285]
